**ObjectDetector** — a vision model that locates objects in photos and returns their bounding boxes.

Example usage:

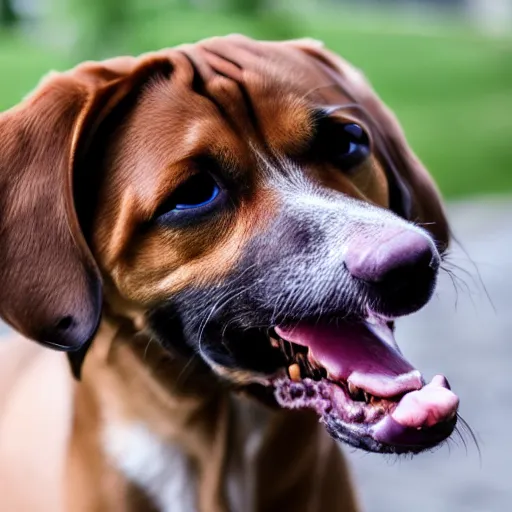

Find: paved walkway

[0,197,510,511]
[347,196,512,512]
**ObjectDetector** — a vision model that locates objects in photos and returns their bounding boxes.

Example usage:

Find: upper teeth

[347,382,374,404]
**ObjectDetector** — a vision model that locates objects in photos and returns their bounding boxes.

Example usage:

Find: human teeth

[288,364,301,382]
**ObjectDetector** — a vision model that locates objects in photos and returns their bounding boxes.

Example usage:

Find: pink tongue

[275,321,423,398]
[390,375,459,428]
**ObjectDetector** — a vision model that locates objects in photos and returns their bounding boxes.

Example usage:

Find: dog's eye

[173,173,220,210]
[155,173,224,223]
[333,123,370,171]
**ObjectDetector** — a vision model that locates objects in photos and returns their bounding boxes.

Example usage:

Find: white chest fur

[102,398,273,512]
[224,396,273,512]
[103,422,197,512]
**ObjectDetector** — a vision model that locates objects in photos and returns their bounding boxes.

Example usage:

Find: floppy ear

[0,54,173,366]
[290,40,450,252]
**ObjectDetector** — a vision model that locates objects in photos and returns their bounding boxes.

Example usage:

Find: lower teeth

[273,335,327,382]
[288,363,301,382]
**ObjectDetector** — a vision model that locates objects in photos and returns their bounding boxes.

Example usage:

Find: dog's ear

[0,55,173,371]
[289,40,450,251]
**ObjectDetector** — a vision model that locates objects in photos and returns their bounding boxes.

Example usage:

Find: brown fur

[0,35,448,511]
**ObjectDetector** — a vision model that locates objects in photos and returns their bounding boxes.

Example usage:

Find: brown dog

[0,35,458,511]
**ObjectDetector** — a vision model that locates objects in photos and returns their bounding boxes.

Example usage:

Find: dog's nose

[345,230,438,283]
[345,229,440,315]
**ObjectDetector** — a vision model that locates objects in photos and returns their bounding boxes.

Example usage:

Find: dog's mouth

[267,318,459,454]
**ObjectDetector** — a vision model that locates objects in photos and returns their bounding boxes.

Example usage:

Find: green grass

[1,8,511,199]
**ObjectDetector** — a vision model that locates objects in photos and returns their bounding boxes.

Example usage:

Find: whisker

[451,235,496,313]
[195,263,259,350]
[143,336,155,362]
[455,414,482,467]
[175,353,200,387]
[197,279,260,358]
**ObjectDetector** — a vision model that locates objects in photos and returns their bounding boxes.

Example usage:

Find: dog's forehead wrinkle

[178,46,311,147]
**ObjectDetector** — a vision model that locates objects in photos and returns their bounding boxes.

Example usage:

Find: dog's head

[0,35,458,454]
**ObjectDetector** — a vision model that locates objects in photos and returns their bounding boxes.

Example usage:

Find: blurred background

[0,0,511,510]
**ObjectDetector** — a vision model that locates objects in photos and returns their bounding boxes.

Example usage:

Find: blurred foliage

[0,0,17,27]
[65,0,135,57]
[0,1,511,199]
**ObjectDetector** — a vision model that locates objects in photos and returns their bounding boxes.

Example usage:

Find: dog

[0,35,459,511]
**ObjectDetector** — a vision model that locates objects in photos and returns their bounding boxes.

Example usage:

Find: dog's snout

[345,229,440,315]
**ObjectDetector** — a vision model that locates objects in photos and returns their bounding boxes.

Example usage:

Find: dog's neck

[69,316,359,512]
[71,315,232,511]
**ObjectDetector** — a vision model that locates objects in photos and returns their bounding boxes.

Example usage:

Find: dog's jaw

[270,319,458,454]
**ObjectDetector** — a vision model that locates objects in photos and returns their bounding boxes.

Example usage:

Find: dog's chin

[218,317,459,455]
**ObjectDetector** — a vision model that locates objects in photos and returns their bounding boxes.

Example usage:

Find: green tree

[67,0,135,59]
[223,0,266,15]
[0,0,17,27]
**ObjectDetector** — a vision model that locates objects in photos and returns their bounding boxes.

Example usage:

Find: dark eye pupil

[343,123,364,140]
[330,122,370,171]
[339,123,367,156]
[312,120,370,172]
[173,173,219,210]
[154,172,221,222]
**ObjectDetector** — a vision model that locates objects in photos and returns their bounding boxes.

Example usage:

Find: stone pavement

[347,196,512,512]
[0,197,510,511]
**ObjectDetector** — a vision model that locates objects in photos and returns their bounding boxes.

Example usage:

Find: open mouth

[268,318,459,454]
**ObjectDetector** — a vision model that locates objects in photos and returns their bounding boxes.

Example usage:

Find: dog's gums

[268,319,458,454]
